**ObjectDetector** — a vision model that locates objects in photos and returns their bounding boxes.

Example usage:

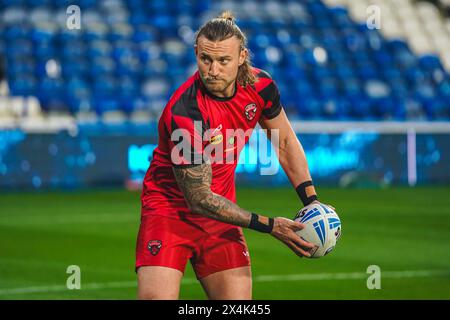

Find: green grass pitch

[1,186,450,300]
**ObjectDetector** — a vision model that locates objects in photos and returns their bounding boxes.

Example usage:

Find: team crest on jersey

[244,103,257,121]
[148,240,162,256]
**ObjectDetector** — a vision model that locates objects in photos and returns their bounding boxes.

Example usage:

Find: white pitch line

[0,269,449,296]
[254,270,450,282]
[0,214,136,226]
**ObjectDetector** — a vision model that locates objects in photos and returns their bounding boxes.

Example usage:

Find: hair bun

[218,10,235,23]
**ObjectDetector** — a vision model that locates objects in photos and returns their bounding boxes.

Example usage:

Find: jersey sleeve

[255,69,283,120]
[164,100,210,168]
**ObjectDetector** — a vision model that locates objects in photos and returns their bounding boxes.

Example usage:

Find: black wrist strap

[248,213,274,233]
[296,180,318,206]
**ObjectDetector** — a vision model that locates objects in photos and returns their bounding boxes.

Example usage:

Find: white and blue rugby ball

[294,203,342,258]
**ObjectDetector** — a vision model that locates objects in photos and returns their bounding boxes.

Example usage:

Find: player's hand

[311,200,336,211]
[270,217,316,258]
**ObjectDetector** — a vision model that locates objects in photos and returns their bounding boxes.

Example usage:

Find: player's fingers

[285,241,304,258]
[287,240,311,258]
[291,221,306,232]
[291,233,315,249]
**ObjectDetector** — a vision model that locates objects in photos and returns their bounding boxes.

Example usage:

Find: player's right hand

[270,217,316,258]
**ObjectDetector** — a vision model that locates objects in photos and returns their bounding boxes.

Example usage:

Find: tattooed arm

[172,163,251,227]
[172,163,315,257]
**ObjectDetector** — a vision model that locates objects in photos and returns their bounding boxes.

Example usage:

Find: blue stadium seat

[348,95,372,120]
[438,78,450,99]
[34,42,56,60]
[132,25,158,43]
[7,58,35,76]
[79,0,97,8]
[5,39,33,58]
[37,76,67,112]
[65,75,89,93]
[2,0,25,7]
[95,98,120,115]
[422,97,448,120]
[90,57,116,76]
[297,97,322,119]
[9,74,37,96]
[93,75,117,98]
[4,25,30,40]
[28,0,52,7]
[61,58,89,79]
[87,40,112,59]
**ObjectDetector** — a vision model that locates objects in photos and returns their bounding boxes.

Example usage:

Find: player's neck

[217,81,236,98]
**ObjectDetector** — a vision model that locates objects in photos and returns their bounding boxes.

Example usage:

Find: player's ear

[194,44,198,56]
[238,48,247,66]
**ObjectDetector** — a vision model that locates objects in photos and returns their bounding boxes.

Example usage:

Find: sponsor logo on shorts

[148,240,162,256]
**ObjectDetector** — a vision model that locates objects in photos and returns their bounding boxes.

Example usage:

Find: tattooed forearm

[173,164,252,227]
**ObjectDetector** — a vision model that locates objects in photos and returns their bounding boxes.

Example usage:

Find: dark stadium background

[0,0,449,299]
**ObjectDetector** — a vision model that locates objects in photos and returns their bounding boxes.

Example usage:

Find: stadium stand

[0,0,449,126]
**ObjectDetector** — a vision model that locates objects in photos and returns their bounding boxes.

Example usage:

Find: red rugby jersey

[141,67,282,221]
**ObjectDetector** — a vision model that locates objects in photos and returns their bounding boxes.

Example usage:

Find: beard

[204,77,233,94]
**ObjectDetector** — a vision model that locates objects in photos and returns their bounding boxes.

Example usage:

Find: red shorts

[135,214,251,279]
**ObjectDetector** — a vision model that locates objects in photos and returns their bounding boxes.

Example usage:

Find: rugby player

[136,11,331,300]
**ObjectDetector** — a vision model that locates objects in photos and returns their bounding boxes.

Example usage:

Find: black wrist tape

[248,213,274,233]
[296,180,318,206]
